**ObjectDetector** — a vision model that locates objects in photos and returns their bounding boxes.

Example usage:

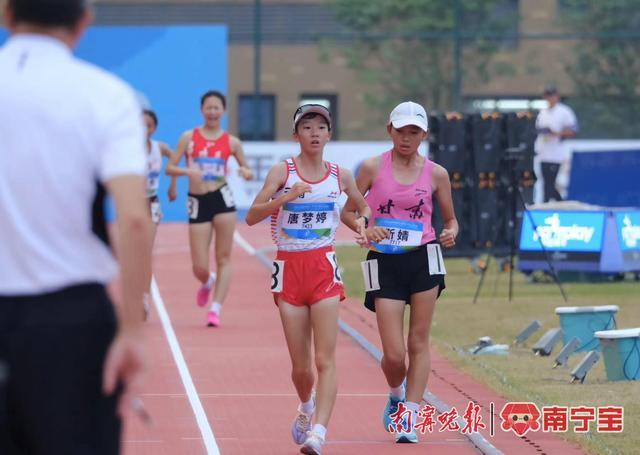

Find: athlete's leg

[375,298,407,388]
[189,222,214,284]
[211,212,236,306]
[309,297,340,428]
[541,162,562,202]
[405,287,438,404]
[278,300,314,402]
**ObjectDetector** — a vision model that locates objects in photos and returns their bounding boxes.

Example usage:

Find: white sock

[390,384,405,400]
[311,423,326,440]
[210,302,221,314]
[205,272,216,289]
[405,401,420,428]
[300,396,315,414]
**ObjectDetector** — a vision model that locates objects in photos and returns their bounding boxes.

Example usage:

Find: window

[238,94,276,141]
[298,94,338,139]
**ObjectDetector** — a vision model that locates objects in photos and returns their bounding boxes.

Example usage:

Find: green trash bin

[595,328,640,381]
[555,305,618,352]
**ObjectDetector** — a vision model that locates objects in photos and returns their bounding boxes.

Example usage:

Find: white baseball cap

[293,104,332,131]
[388,101,429,132]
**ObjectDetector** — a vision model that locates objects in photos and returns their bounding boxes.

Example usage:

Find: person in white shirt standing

[534,85,578,202]
[0,1,152,453]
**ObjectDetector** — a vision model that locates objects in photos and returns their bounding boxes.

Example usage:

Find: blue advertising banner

[1,26,228,222]
[568,150,640,207]
[615,211,640,252]
[519,211,606,252]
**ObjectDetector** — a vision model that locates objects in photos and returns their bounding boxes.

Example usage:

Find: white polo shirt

[0,34,146,295]
[534,102,578,164]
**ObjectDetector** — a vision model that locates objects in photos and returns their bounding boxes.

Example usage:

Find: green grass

[337,245,640,455]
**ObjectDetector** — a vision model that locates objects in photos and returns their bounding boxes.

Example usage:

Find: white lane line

[150,277,220,455]
[233,231,256,255]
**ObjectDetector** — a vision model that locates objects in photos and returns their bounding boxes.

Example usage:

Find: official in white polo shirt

[0,1,152,453]
[534,85,578,202]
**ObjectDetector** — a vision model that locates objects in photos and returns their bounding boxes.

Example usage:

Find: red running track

[120,223,585,455]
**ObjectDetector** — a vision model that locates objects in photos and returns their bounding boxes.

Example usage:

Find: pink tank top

[365,150,436,254]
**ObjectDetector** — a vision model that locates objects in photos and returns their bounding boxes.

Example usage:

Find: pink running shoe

[196,286,211,307]
[207,311,220,327]
[196,273,216,307]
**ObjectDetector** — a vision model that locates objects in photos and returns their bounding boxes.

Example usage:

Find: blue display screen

[519,211,606,252]
[615,211,640,252]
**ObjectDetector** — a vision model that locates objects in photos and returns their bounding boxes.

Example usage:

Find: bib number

[360,259,380,292]
[150,200,162,224]
[271,260,284,293]
[220,185,235,208]
[426,244,446,275]
[188,196,199,220]
[326,252,343,284]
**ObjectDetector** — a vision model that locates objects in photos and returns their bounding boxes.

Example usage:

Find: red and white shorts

[271,246,345,306]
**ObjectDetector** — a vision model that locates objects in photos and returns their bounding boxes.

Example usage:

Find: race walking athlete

[141,109,177,318]
[246,104,371,454]
[344,101,458,444]
[166,90,253,327]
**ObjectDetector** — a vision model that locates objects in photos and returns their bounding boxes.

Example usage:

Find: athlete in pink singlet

[344,101,458,444]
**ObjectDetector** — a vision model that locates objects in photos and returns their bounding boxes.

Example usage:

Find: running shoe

[196,272,216,307]
[300,431,324,455]
[291,398,315,444]
[383,394,404,432]
[395,427,418,443]
[206,310,220,327]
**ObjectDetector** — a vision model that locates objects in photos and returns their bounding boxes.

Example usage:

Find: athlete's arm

[102,174,152,411]
[230,135,254,181]
[339,167,370,245]
[433,164,458,248]
[165,131,196,178]
[159,142,178,201]
[342,156,388,243]
[246,162,310,225]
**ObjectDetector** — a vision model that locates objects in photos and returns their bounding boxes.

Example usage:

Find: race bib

[326,251,343,284]
[194,157,225,181]
[150,200,162,224]
[146,170,160,197]
[370,218,423,254]
[187,196,199,220]
[280,202,335,240]
[426,243,446,275]
[271,260,284,293]
[220,185,235,208]
[361,259,380,292]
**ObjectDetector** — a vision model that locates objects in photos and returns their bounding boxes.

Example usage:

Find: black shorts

[0,284,120,455]
[188,184,236,224]
[363,241,446,312]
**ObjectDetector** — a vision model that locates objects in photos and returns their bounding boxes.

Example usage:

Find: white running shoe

[291,401,314,444]
[300,431,324,455]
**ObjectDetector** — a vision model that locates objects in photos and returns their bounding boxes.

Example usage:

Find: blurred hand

[439,228,456,248]
[102,330,148,419]
[286,182,312,201]
[366,227,389,244]
[238,166,254,181]
[168,185,177,202]
[354,217,368,247]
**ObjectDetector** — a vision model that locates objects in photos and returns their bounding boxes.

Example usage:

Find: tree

[328,0,515,119]
[559,0,640,138]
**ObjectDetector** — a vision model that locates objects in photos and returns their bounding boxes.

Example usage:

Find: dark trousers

[540,162,562,202]
[0,284,121,455]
